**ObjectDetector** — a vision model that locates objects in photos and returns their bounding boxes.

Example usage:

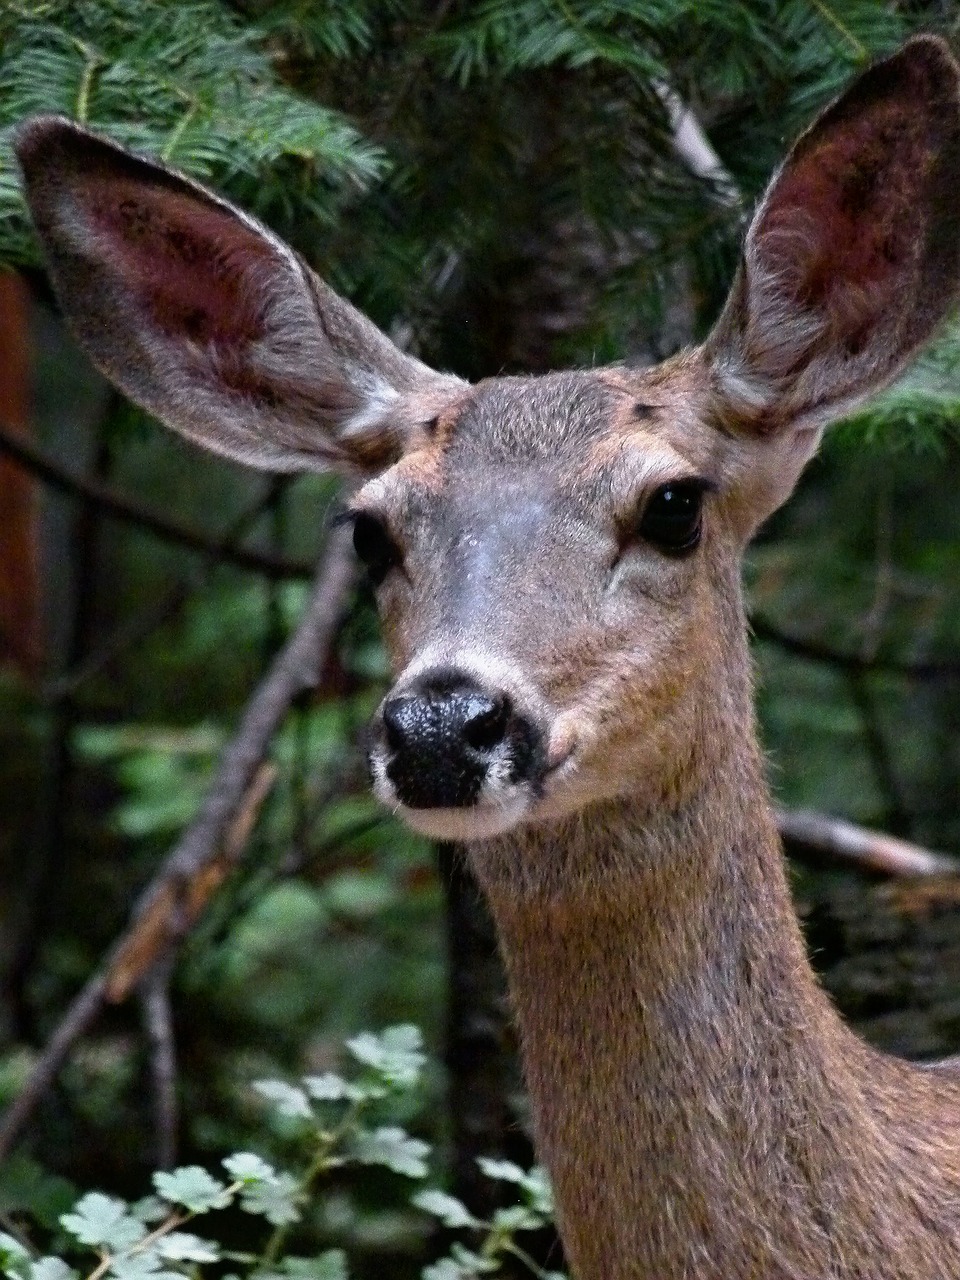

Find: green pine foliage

[0,0,385,265]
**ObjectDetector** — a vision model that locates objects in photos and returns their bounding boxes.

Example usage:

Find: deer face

[15,38,960,841]
[355,365,747,840]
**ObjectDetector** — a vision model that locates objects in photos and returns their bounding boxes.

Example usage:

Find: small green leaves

[422,1244,497,1279]
[222,1154,277,1185]
[416,1160,562,1280]
[252,1082,314,1122]
[237,1174,301,1228]
[410,1191,479,1231]
[105,1255,179,1280]
[153,1234,220,1264]
[351,1127,429,1179]
[345,1026,426,1090]
[256,1254,348,1280]
[476,1160,553,1217]
[3,1028,562,1280]
[302,1074,368,1104]
[60,1194,146,1250]
[152,1168,230,1215]
[0,1233,30,1280]
[30,1260,76,1280]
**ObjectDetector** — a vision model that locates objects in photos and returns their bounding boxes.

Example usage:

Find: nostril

[462,692,511,752]
[382,694,415,752]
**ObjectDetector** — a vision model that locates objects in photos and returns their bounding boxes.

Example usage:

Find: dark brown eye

[351,512,402,585]
[638,482,705,554]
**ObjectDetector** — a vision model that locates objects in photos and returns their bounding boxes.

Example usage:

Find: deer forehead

[358,363,722,527]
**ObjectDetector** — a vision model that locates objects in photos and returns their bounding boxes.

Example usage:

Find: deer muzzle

[367,667,546,839]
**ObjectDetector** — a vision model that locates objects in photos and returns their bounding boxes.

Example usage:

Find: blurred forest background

[2,2,960,1277]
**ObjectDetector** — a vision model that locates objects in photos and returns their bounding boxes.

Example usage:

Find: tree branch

[752,615,960,682]
[0,528,355,1159]
[778,808,959,878]
[0,422,312,581]
[654,81,741,208]
[42,479,293,702]
[141,960,178,1171]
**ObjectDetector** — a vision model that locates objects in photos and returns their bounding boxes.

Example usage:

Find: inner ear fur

[707,35,960,436]
[15,116,462,473]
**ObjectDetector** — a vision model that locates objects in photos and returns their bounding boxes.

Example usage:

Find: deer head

[16,37,960,851]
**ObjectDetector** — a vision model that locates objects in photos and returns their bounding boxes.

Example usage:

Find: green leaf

[256,1252,349,1280]
[152,1167,231,1214]
[303,1073,371,1103]
[222,1153,277,1184]
[129,1198,167,1225]
[491,1205,541,1232]
[106,1255,178,1280]
[0,1156,77,1232]
[421,1264,465,1280]
[476,1159,553,1213]
[30,1261,77,1280]
[253,1080,314,1121]
[238,1173,301,1226]
[154,1232,220,1263]
[449,1244,497,1272]
[352,1126,429,1178]
[422,1244,498,1279]
[411,1189,479,1230]
[345,1025,426,1089]
[0,1233,30,1280]
[474,1158,528,1187]
[60,1194,146,1250]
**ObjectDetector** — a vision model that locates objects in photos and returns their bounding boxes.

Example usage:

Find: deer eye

[350,512,402,585]
[637,482,705,554]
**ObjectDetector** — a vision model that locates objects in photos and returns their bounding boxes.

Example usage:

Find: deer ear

[705,36,960,449]
[15,116,463,473]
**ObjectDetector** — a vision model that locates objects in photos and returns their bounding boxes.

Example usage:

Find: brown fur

[15,35,960,1280]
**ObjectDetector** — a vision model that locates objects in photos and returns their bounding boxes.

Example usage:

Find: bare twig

[43,479,292,701]
[751,615,960,681]
[653,81,741,208]
[846,672,911,834]
[777,808,959,878]
[0,529,355,1158]
[141,960,178,1171]
[0,422,312,581]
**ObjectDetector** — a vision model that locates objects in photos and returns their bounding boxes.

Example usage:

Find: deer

[14,33,960,1280]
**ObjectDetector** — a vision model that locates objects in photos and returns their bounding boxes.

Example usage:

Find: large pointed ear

[705,36,960,455]
[14,117,465,473]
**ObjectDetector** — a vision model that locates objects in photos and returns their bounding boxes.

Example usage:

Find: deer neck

[468,703,959,1278]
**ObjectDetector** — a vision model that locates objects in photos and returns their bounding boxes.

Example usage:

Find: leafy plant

[0,1028,564,1280]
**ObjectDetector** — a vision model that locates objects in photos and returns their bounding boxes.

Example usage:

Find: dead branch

[653,80,741,208]
[141,960,178,1171]
[0,422,312,580]
[0,529,355,1159]
[777,808,959,878]
[106,763,277,1003]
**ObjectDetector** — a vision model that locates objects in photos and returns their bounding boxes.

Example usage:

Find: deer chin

[389,793,534,842]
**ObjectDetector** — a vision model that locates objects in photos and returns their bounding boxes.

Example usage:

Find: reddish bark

[0,272,40,675]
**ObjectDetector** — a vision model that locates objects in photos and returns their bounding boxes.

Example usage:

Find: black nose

[377,671,540,809]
